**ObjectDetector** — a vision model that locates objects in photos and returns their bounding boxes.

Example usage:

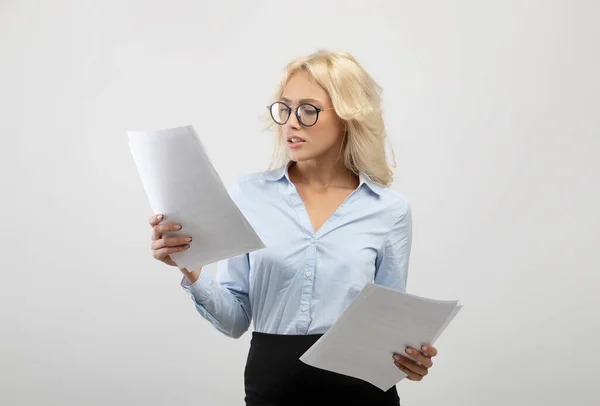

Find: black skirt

[244,331,401,406]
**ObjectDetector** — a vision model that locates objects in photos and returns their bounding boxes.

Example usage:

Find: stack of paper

[299,282,462,391]
[127,124,265,270]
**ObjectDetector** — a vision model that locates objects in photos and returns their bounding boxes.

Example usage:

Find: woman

[148,50,438,405]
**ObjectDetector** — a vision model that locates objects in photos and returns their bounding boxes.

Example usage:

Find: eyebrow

[280,97,322,105]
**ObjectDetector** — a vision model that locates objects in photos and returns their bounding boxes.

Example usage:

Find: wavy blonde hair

[264,49,396,186]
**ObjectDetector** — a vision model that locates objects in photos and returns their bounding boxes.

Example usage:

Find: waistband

[251,331,323,340]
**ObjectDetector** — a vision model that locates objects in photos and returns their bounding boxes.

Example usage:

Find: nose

[285,109,301,131]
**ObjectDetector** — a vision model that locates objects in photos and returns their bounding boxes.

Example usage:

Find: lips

[287,135,305,143]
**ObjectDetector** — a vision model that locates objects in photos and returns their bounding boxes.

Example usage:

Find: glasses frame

[267,101,335,127]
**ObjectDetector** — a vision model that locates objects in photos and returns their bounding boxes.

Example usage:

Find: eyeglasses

[267,101,335,127]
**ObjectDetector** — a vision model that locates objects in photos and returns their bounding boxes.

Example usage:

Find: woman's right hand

[149,214,192,267]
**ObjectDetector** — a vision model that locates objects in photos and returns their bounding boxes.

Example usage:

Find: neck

[289,157,358,191]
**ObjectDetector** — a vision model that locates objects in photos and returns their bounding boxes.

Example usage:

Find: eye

[299,104,317,115]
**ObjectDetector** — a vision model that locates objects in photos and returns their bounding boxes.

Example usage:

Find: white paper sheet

[127,124,265,270]
[299,282,462,391]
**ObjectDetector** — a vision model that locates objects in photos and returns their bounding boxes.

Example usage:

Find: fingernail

[186,237,192,242]
[157,214,163,220]
[393,354,401,361]
[421,345,427,351]
[176,225,182,230]
[406,348,412,354]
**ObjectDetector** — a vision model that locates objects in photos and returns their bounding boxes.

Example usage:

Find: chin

[287,150,316,162]
[286,142,336,163]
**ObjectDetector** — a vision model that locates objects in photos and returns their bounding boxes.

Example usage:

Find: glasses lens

[298,104,318,126]
[270,102,290,125]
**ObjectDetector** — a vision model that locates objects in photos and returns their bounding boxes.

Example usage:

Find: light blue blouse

[181,163,412,338]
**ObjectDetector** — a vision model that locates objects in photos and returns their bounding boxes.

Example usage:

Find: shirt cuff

[180,271,215,303]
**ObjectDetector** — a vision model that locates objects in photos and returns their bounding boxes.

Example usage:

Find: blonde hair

[264,49,396,186]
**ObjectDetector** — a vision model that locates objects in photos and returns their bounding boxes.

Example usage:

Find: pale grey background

[1,0,598,405]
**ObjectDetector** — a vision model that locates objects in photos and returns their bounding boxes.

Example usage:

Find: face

[275,70,345,163]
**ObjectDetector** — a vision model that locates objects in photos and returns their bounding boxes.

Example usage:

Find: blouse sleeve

[181,253,251,339]
[374,200,413,291]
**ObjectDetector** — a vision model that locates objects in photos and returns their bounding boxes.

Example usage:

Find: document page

[127,124,265,270]
[299,282,462,391]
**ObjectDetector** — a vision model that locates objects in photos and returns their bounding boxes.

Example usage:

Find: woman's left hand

[392,344,437,381]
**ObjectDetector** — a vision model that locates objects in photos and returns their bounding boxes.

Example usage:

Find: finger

[151,236,192,250]
[150,214,165,241]
[393,360,422,381]
[393,354,429,376]
[153,244,190,260]
[152,223,182,241]
[149,214,164,227]
[421,344,438,358]
[405,347,434,368]
[151,225,161,241]
[156,223,182,234]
